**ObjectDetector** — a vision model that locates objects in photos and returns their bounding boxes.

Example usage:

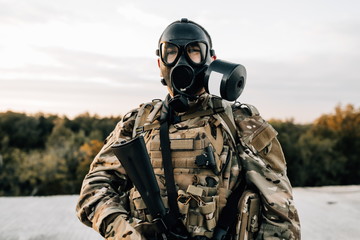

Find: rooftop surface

[0,185,359,240]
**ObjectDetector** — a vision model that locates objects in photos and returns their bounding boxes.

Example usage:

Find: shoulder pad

[233,103,260,117]
[122,108,139,122]
[123,99,163,123]
[132,99,163,137]
[138,99,162,108]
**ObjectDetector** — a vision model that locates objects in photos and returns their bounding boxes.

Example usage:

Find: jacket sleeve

[233,106,301,240]
[76,109,144,239]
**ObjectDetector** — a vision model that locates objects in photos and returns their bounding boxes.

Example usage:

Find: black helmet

[156,18,215,112]
[157,18,215,66]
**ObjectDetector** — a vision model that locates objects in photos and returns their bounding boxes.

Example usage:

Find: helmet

[156,18,215,112]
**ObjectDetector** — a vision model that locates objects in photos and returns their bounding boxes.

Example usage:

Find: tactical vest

[127,96,259,239]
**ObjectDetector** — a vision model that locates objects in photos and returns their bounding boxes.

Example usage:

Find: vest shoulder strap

[134,96,225,135]
[211,97,240,145]
[132,99,162,138]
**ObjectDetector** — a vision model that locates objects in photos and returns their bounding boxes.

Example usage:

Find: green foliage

[0,112,121,196]
[313,104,360,184]
[0,112,56,150]
[268,119,310,186]
[270,104,360,187]
[0,104,358,195]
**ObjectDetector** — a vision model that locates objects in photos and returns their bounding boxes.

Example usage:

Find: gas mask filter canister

[168,59,247,112]
[203,59,247,101]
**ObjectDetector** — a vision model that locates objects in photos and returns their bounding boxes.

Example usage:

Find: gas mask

[157,19,246,112]
[157,19,214,112]
[158,40,211,112]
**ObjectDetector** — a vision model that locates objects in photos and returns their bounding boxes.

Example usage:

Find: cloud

[0,0,359,122]
[0,0,119,24]
[1,44,358,122]
[116,4,169,27]
[0,1,61,24]
[0,46,160,85]
[0,46,167,117]
[230,52,360,122]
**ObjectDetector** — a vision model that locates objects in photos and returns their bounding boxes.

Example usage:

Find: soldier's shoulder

[232,102,261,119]
[122,107,139,122]
[110,99,163,140]
[122,99,163,123]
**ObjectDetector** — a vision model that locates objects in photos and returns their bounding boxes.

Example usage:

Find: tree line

[0,112,121,196]
[0,104,358,196]
[270,104,359,187]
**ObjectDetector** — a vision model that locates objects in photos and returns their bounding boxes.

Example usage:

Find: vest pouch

[131,190,169,222]
[178,200,190,225]
[234,190,261,240]
[178,190,191,225]
[195,145,220,175]
[199,200,217,231]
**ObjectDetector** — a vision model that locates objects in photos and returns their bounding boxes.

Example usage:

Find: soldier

[76,18,301,240]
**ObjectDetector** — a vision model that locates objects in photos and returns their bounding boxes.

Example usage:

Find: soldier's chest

[144,117,240,193]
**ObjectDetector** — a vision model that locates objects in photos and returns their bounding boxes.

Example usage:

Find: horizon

[0,97,355,125]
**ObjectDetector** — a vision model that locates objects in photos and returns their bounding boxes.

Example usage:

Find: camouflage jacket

[76,93,300,240]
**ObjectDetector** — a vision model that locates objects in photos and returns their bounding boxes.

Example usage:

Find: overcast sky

[0,0,359,123]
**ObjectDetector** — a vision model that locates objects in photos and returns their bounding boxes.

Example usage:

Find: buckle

[135,126,144,134]
[213,106,224,114]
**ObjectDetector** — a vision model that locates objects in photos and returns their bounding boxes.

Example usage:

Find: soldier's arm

[233,105,301,240]
[76,109,143,239]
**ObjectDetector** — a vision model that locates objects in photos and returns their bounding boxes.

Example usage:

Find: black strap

[211,98,248,240]
[213,143,247,239]
[214,173,247,237]
[158,99,190,240]
[159,119,181,219]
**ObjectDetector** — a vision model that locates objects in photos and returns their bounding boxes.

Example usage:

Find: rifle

[111,135,190,240]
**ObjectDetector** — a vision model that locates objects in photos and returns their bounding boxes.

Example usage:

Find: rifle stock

[111,136,190,240]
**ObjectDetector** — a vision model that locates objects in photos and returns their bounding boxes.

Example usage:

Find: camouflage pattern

[76,93,301,240]
[233,104,301,239]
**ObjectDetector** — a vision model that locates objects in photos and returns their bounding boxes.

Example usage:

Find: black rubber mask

[170,51,208,98]
[157,18,214,112]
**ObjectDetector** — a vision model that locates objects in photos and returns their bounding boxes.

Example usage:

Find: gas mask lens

[161,42,179,65]
[186,42,207,64]
[160,41,208,66]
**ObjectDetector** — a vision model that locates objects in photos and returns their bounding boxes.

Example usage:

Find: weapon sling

[159,120,182,219]
[159,117,191,240]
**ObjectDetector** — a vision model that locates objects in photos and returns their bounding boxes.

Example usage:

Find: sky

[0,0,359,123]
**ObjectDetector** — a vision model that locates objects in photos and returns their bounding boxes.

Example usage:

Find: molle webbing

[148,125,224,170]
